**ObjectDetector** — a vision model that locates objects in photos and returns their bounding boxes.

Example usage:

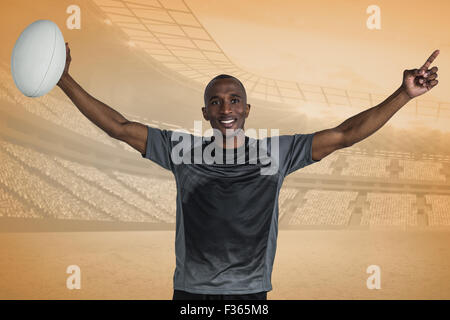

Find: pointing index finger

[420,49,440,71]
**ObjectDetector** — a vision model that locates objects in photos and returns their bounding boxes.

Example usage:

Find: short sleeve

[141,125,174,171]
[278,132,320,176]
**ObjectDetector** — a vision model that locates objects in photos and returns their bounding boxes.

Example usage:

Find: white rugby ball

[11,20,66,97]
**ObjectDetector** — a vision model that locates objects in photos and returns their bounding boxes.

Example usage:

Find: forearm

[337,86,412,147]
[57,74,128,137]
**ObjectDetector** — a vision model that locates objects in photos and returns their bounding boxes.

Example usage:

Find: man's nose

[220,101,232,113]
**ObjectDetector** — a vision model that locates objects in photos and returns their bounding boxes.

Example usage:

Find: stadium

[1,0,450,299]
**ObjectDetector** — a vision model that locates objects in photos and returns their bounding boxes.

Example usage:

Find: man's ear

[202,106,209,121]
[245,104,251,118]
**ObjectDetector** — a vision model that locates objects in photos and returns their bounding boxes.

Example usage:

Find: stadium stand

[0,185,41,218]
[0,141,159,222]
[399,159,446,182]
[54,157,173,222]
[278,187,299,220]
[289,190,358,226]
[0,147,110,220]
[294,152,338,175]
[342,155,391,178]
[361,192,418,227]
[112,171,176,222]
[425,194,450,226]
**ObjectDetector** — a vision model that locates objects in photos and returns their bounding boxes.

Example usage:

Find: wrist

[57,73,72,89]
[398,85,413,101]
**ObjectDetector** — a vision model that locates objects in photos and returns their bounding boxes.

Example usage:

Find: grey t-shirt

[141,126,319,294]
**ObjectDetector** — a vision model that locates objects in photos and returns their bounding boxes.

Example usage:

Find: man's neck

[214,131,246,149]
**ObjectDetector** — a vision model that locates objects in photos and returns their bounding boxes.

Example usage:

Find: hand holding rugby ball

[11,20,66,97]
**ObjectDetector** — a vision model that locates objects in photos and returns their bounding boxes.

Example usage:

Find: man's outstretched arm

[57,43,148,155]
[311,49,440,161]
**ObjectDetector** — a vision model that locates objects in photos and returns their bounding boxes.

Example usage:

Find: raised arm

[57,43,148,155]
[311,49,440,161]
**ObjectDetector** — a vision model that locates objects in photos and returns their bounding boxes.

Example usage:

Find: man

[57,43,439,300]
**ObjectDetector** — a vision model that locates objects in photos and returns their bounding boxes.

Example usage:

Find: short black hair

[204,74,247,107]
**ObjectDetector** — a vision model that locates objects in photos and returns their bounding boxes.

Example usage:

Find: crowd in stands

[361,192,418,226]
[425,195,450,226]
[0,146,108,220]
[294,152,338,175]
[342,155,391,178]
[278,187,298,220]
[289,189,358,225]
[399,159,445,181]
[0,141,158,222]
[0,185,41,218]
[113,171,176,222]
[54,157,172,222]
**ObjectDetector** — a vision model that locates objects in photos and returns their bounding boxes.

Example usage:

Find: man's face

[202,78,251,138]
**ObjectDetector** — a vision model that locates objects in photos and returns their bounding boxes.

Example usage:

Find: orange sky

[2,0,448,99]
[187,0,449,101]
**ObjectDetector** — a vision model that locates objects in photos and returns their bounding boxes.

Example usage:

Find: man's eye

[231,99,239,103]
[211,101,218,105]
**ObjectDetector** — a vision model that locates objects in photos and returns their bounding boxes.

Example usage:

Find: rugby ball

[11,20,66,97]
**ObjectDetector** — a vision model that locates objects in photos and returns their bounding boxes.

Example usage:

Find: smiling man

[57,43,439,300]
[202,74,250,148]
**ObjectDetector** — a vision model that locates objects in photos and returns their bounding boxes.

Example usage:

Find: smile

[219,119,236,128]
[220,119,235,124]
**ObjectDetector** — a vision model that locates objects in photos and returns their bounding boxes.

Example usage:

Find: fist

[401,50,439,99]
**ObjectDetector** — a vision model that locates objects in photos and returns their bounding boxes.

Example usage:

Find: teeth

[220,119,235,124]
